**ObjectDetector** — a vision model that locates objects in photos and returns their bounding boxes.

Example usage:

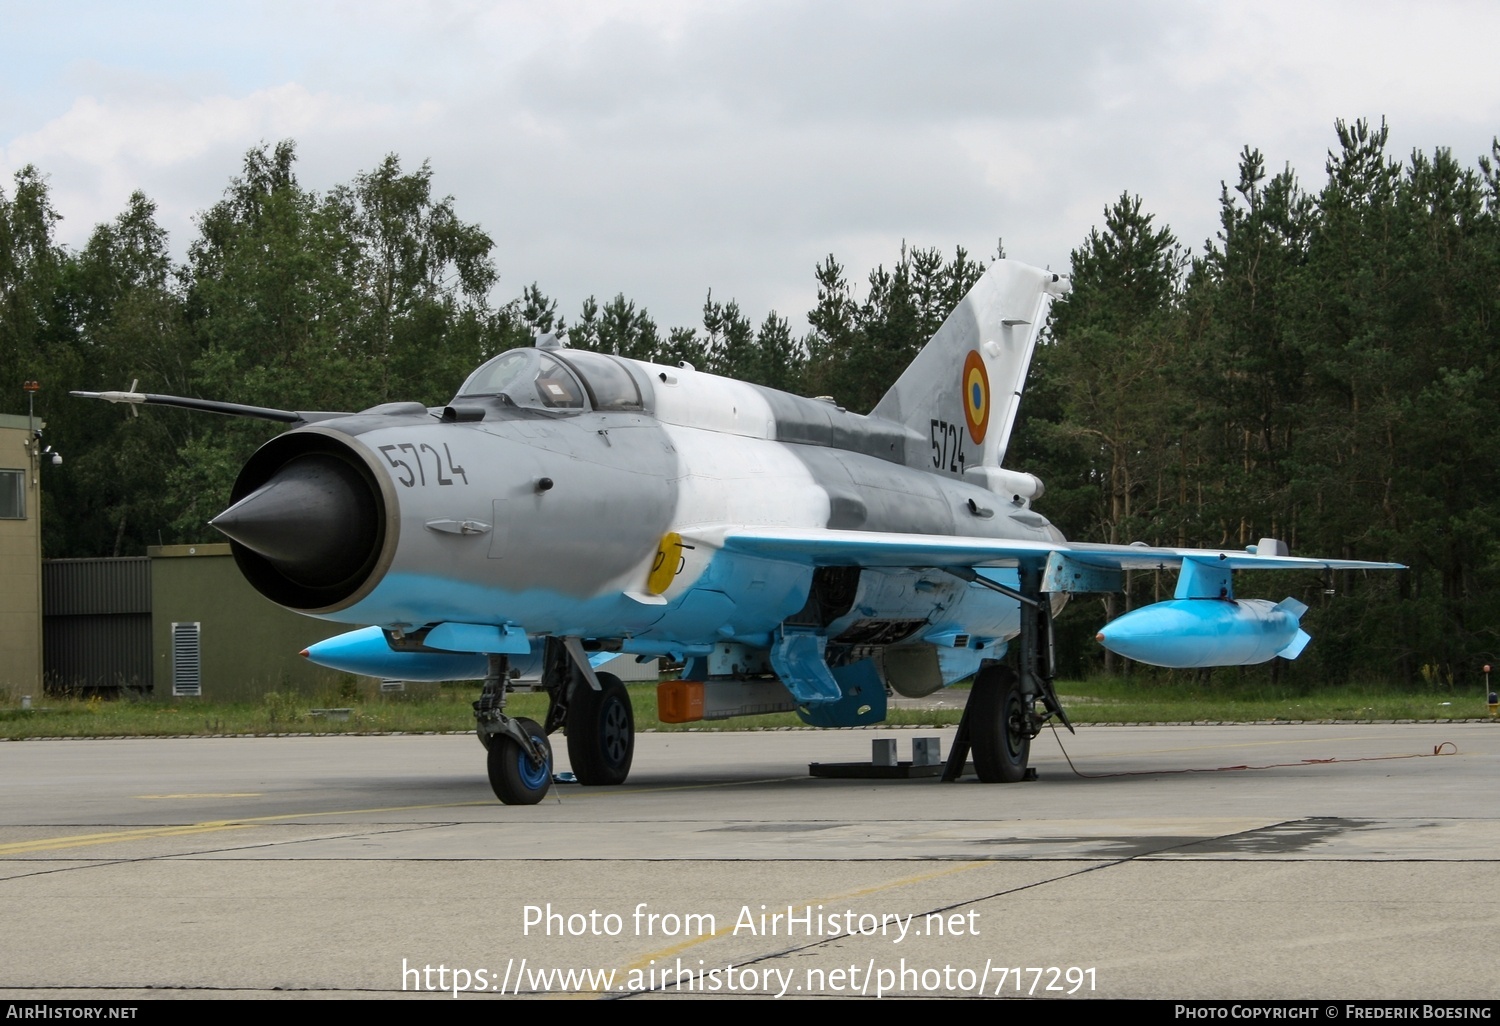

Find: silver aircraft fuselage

[216,347,1061,678]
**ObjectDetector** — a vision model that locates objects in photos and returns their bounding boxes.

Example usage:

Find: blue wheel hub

[517,735,551,789]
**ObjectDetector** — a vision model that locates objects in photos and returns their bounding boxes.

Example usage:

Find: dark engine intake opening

[211,432,388,611]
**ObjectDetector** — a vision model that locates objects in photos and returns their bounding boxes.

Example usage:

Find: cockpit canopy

[455,348,645,412]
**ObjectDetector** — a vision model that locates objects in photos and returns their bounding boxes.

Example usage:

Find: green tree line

[1015,120,1500,684]
[4,122,1497,683]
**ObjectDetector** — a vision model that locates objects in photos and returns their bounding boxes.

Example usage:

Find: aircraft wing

[715,526,1404,574]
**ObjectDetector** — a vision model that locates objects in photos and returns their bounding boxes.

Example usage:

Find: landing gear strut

[474,654,555,804]
[943,564,1072,783]
[474,640,639,801]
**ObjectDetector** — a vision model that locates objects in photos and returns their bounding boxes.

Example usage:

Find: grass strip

[2,677,1494,740]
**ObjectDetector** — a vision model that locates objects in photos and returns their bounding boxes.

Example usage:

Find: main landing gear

[473,642,637,805]
[968,665,1031,783]
[566,671,634,786]
[943,564,1072,784]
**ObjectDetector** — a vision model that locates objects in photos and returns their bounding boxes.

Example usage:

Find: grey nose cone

[211,453,379,589]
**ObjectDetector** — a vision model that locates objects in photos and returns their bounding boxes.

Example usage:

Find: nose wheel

[487,717,553,805]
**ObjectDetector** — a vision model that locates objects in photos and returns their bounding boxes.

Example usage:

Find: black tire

[566,672,634,785]
[487,717,553,805]
[970,665,1031,783]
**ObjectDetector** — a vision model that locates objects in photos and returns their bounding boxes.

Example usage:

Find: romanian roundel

[961,350,990,445]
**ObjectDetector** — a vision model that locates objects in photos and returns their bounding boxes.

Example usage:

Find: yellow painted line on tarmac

[2,774,809,857]
[0,800,494,856]
[134,793,263,799]
[0,822,258,855]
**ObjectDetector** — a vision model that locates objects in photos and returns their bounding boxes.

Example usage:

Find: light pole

[21,380,61,480]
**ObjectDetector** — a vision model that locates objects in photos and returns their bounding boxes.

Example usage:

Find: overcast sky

[4,1,1499,336]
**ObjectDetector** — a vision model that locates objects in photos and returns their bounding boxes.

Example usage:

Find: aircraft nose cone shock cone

[211,453,379,590]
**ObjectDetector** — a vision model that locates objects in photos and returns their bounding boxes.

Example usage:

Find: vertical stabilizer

[871,260,1069,483]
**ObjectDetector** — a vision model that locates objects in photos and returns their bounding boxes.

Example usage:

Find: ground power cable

[1044,725,1458,779]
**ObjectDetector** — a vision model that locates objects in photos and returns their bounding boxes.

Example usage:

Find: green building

[148,543,361,701]
[0,413,44,700]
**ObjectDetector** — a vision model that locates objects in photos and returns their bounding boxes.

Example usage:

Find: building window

[0,469,23,519]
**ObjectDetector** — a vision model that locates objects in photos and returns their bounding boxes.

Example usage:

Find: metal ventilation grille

[171,622,202,696]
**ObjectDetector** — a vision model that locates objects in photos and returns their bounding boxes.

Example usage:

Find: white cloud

[2,83,436,260]
[7,86,405,168]
[2,1,1498,335]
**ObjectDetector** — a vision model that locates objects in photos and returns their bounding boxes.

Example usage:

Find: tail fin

[871,259,1069,490]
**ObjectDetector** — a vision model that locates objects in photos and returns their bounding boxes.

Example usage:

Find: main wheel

[566,672,634,785]
[970,666,1031,783]
[487,717,553,805]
